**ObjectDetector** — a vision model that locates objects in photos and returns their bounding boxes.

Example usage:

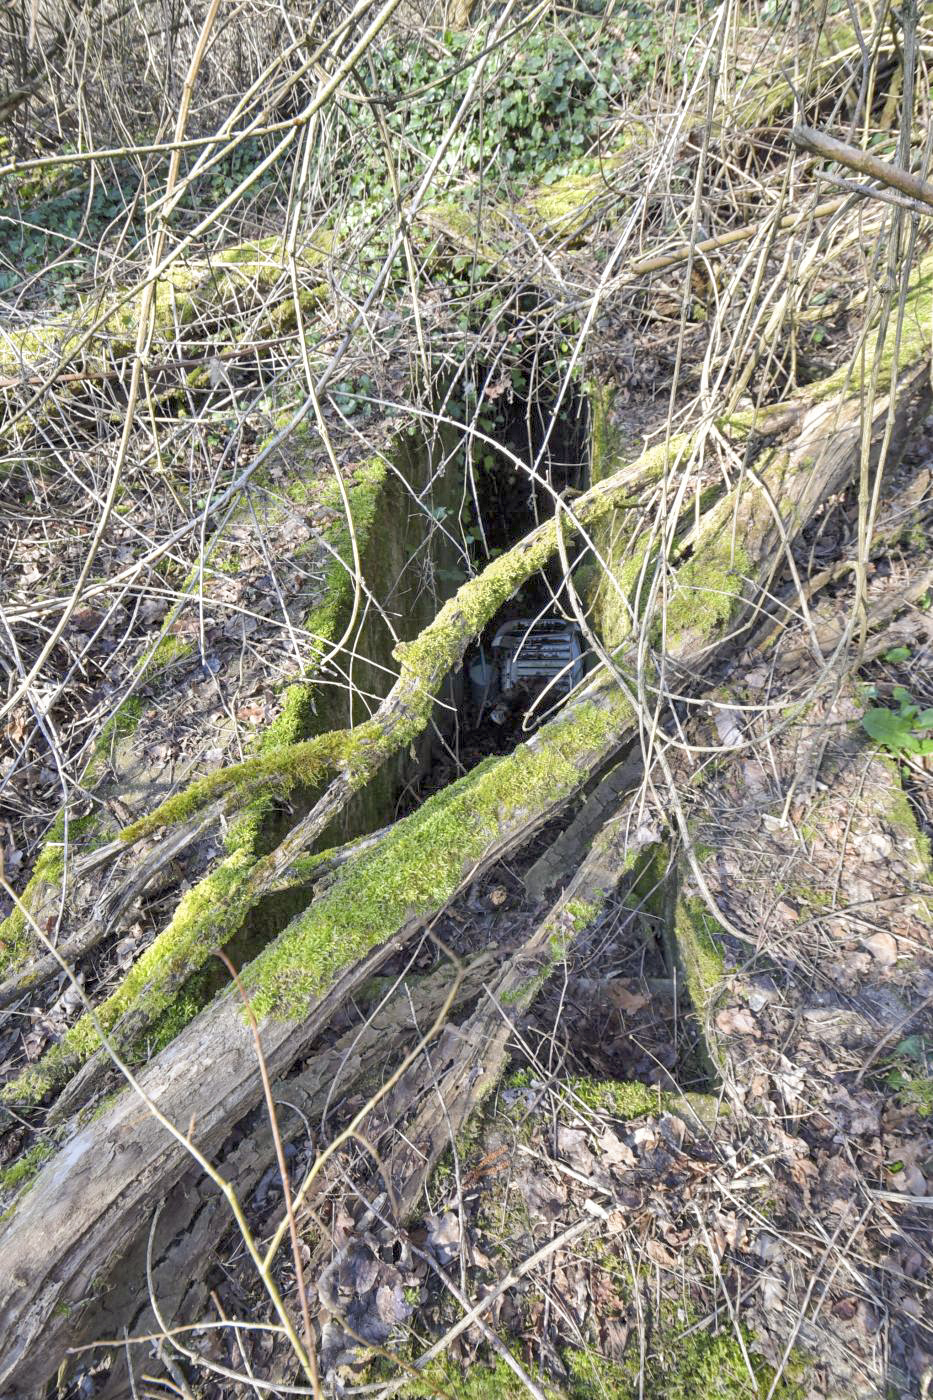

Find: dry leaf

[864,931,898,966]
[557,1126,595,1175]
[715,1007,758,1037]
[610,981,649,1014]
[646,1238,676,1269]
[599,1129,636,1168]
[425,1211,461,1266]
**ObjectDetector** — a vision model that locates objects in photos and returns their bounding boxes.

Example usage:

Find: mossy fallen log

[0,673,633,1392]
[0,234,331,391]
[41,952,498,1390]
[366,784,661,1226]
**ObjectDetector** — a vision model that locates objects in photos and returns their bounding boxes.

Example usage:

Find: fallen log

[366,786,661,1228]
[55,952,499,1398]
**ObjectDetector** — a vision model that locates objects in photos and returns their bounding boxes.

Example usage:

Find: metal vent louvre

[491,619,585,696]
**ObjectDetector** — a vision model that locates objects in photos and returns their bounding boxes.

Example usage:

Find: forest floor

[2,6,933,1396]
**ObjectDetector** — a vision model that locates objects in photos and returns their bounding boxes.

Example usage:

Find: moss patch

[564,1316,807,1399]
[245,686,631,1019]
[563,1076,725,1130]
[673,895,726,1018]
[804,251,933,404]
[0,811,98,978]
[120,728,350,842]
[302,457,386,668]
[0,1141,53,1195]
[885,770,933,882]
[400,1353,562,1398]
[4,849,258,1103]
[0,231,333,382]
[123,444,655,842]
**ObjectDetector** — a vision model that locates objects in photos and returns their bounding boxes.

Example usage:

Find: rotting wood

[60,953,498,1398]
[364,791,661,1227]
[0,675,631,1393]
[19,257,931,1101]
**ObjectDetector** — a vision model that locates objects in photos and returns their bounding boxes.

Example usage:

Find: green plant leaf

[861,707,913,750]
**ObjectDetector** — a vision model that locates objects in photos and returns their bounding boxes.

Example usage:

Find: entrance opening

[459,381,593,748]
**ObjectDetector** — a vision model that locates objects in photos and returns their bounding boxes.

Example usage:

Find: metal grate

[491,618,585,697]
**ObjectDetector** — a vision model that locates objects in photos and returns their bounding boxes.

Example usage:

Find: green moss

[262,282,330,334]
[4,849,258,1103]
[0,1141,53,1194]
[0,685,145,974]
[143,985,210,1057]
[674,895,726,1017]
[0,851,56,973]
[374,1247,804,1399]
[395,1353,562,1399]
[85,1090,121,1124]
[568,1076,668,1119]
[564,1316,807,1399]
[793,883,831,911]
[214,234,284,265]
[140,633,193,679]
[587,381,619,486]
[569,1077,726,1132]
[665,540,750,655]
[272,848,333,886]
[563,896,600,931]
[500,894,605,1008]
[122,444,656,843]
[529,171,607,239]
[244,686,631,1019]
[806,252,933,404]
[120,728,350,842]
[586,431,701,651]
[99,695,141,746]
[214,231,330,282]
[0,230,333,385]
[499,963,552,1008]
[887,1072,933,1118]
[0,811,97,976]
[394,464,651,699]
[0,324,88,377]
[415,200,508,262]
[304,458,386,666]
[218,458,388,855]
[527,150,630,241]
[885,773,932,880]
[121,455,393,844]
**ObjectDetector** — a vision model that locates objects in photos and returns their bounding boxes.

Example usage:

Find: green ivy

[0,164,140,296]
[342,7,685,203]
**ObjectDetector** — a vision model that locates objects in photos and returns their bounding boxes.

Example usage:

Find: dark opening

[462,383,593,754]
